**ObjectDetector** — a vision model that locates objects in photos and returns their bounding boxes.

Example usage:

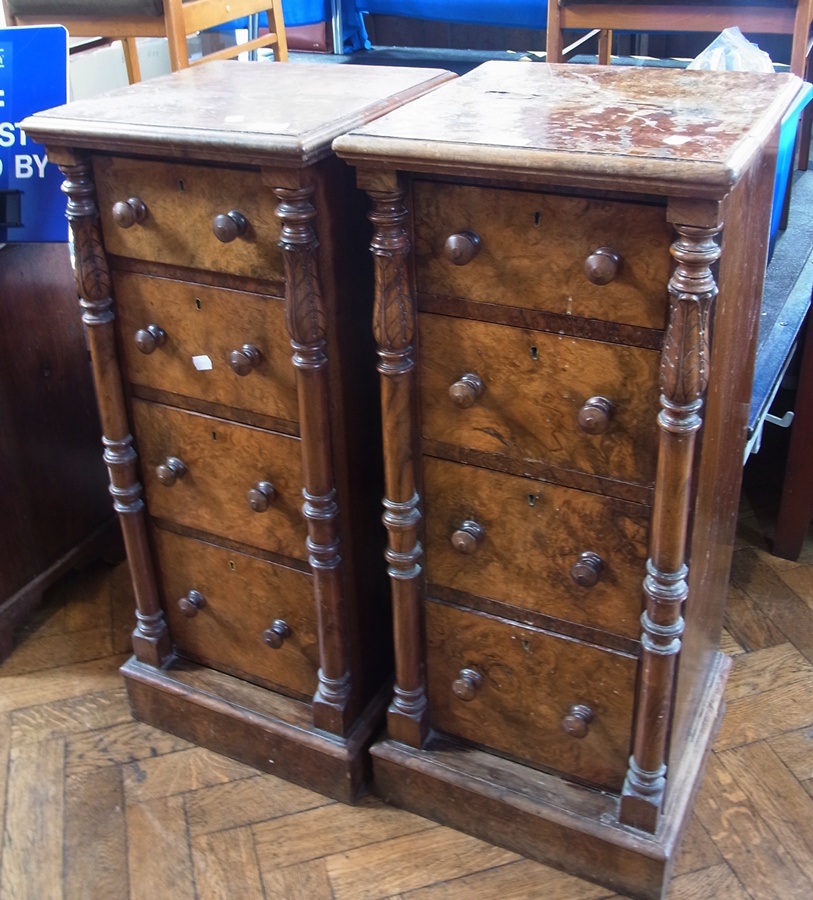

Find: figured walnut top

[22,61,455,166]
[333,61,806,197]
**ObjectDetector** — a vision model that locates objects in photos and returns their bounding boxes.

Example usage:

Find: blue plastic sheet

[213,0,548,53]
[213,0,369,52]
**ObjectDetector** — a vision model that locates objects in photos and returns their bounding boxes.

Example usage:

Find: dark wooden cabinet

[0,242,114,662]
[24,60,454,802]
[334,62,808,897]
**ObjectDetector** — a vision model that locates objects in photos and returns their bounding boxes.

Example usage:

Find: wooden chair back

[2,0,288,83]
[546,0,813,77]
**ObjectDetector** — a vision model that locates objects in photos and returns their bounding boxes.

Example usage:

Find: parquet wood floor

[2,441,812,899]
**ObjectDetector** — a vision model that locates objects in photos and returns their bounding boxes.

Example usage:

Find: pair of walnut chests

[25,59,805,899]
[24,61,454,803]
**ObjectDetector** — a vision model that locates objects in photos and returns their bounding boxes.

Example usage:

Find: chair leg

[598,29,612,64]
[774,309,813,559]
[545,0,565,63]
[163,0,191,70]
[798,45,813,171]
[121,36,142,83]
[799,107,811,172]
[268,0,288,61]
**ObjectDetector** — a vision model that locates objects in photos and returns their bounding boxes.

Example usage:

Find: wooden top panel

[334,61,805,197]
[22,61,455,166]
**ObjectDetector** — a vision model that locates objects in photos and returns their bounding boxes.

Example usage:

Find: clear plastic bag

[686,26,775,73]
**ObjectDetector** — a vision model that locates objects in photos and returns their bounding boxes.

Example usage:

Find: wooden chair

[547,0,813,75]
[546,1,813,166]
[2,0,288,83]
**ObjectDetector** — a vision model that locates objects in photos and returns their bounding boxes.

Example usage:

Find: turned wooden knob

[112,197,147,228]
[571,551,604,587]
[134,324,166,355]
[577,396,614,434]
[229,344,262,376]
[561,704,594,738]
[452,668,482,701]
[451,520,485,555]
[584,247,621,285]
[247,481,277,512]
[178,589,206,618]
[212,210,248,243]
[448,373,485,408]
[263,619,291,649]
[444,230,482,266]
[156,456,187,486]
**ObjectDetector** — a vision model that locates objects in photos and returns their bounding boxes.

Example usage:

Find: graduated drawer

[423,457,649,640]
[413,181,672,330]
[425,600,637,792]
[133,400,305,559]
[419,313,660,485]
[114,271,297,423]
[94,156,284,280]
[153,528,318,699]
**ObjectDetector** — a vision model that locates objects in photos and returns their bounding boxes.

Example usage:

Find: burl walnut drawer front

[412,182,672,330]
[132,400,305,558]
[423,457,649,639]
[153,528,318,699]
[420,314,660,485]
[424,600,636,791]
[93,156,284,280]
[115,271,297,423]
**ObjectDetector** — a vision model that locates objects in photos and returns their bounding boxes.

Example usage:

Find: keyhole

[530,346,539,361]
[522,639,531,652]
[212,431,217,441]
[533,211,541,227]
[195,298,202,310]
[178,179,186,192]
[528,494,537,507]
[228,560,236,571]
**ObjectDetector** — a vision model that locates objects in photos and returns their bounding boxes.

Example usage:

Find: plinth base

[122,655,388,804]
[371,652,730,900]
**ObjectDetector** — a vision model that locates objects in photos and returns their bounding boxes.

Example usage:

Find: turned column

[54,149,171,667]
[365,173,428,748]
[620,222,722,832]
[274,179,353,735]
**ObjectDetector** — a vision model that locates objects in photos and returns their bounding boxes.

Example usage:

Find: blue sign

[0,25,68,242]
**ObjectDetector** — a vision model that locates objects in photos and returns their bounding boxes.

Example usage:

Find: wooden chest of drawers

[334,62,808,895]
[24,60,453,803]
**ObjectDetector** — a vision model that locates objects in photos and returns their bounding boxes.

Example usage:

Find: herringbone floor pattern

[1,446,812,899]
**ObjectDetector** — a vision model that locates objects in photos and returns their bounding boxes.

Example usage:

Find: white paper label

[192,354,213,371]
